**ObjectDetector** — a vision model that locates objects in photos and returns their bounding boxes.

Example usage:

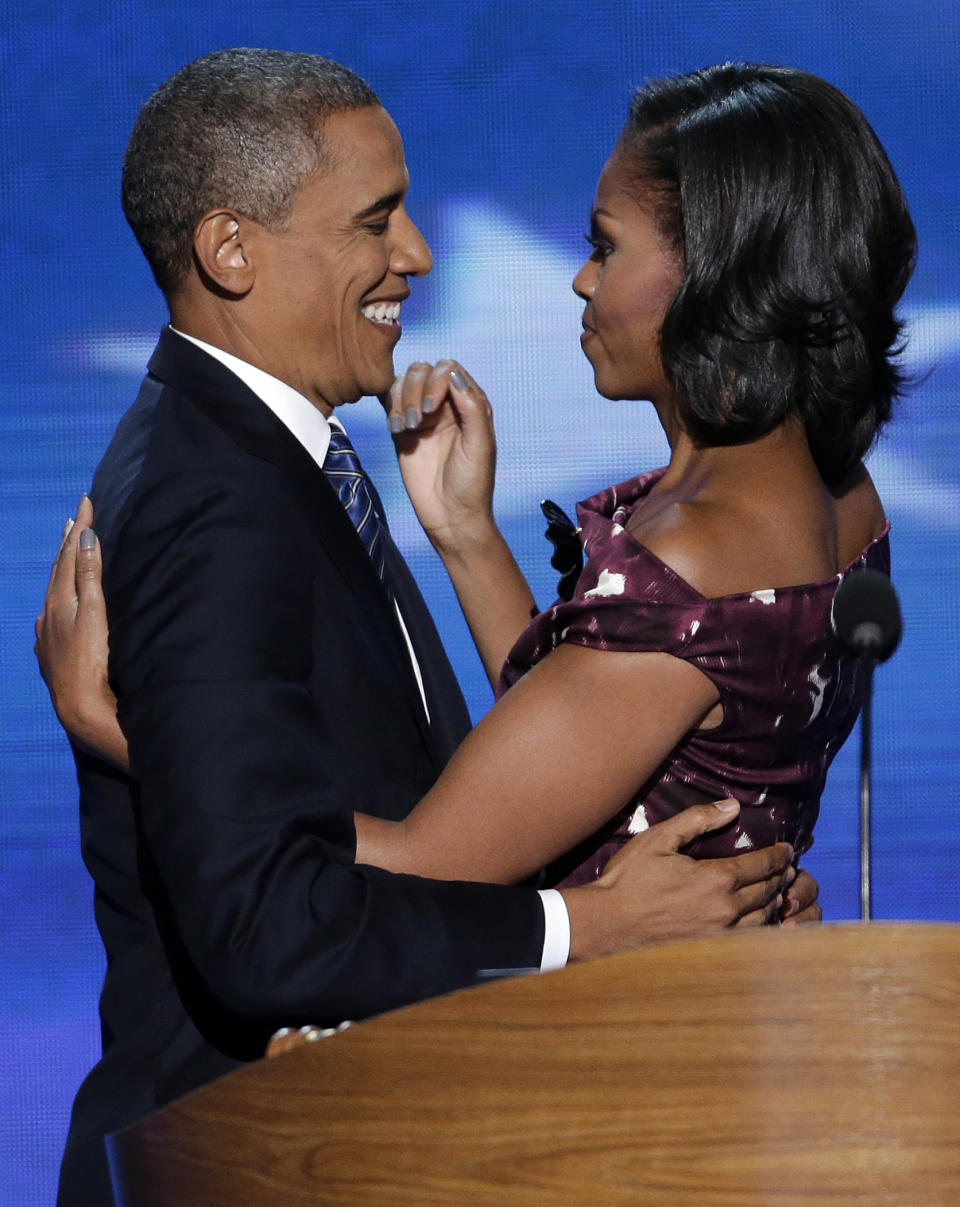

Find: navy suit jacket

[59,328,544,1205]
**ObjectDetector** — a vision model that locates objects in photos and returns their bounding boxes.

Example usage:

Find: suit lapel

[147,329,433,748]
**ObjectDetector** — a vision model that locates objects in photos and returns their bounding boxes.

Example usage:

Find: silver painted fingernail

[388,413,404,434]
[79,528,97,550]
[404,408,420,430]
[449,368,467,391]
[421,396,435,414]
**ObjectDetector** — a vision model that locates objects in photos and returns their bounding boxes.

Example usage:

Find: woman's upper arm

[391,641,720,884]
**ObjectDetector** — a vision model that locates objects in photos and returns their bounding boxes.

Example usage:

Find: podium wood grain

[108,924,960,1205]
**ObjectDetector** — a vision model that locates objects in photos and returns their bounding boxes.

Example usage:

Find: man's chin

[333,373,394,408]
[366,365,397,407]
[332,356,396,408]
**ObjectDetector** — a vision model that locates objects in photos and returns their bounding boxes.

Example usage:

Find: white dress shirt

[170,328,570,972]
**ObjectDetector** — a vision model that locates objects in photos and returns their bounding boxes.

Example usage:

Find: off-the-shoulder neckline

[590,467,890,603]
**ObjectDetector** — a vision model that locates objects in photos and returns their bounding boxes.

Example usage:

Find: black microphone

[831,568,902,663]
[831,568,902,922]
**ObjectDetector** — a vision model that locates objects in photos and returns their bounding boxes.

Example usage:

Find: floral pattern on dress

[498,467,890,886]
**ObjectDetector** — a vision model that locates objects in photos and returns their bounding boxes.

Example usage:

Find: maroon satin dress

[497,468,889,886]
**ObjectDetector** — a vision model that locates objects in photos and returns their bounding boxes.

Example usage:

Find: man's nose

[392,212,433,278]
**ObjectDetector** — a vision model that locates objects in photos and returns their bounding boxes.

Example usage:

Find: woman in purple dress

[39,64,913,921]
[351,63,914,894]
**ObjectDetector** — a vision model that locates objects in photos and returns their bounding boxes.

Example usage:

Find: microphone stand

[831,567,901,924]
[858,660,876,921]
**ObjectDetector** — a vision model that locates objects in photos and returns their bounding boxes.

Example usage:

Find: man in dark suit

[42,49,808,1206]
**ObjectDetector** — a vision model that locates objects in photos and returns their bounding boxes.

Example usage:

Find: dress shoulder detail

[498,469,890,884]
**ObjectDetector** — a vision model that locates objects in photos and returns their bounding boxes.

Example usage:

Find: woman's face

[573,152,682,404]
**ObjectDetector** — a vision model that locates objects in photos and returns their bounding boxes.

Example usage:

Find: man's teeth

[361,301,401,324]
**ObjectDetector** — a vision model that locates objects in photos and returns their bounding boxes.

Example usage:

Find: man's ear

[193,210,255,296]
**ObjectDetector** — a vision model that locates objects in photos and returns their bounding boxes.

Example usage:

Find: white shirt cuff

[537,888,571,972]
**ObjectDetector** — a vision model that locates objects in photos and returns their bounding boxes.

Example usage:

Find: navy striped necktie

[322,426,388,582]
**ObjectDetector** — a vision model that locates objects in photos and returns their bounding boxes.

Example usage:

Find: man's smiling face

[246,105,432,412]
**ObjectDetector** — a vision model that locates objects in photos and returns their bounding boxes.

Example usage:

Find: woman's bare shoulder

[833,462,888,562]
[632,466,885,599]
[630,498,747,598]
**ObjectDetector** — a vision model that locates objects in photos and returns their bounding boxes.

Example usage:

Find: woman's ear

[193,210,255,296]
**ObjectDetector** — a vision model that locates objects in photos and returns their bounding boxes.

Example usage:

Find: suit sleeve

[107,469,544,1027]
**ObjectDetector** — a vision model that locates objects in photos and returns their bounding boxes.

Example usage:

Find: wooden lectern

[108,924,960,1204]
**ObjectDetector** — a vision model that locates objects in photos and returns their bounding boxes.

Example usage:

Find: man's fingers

[730,871,785,922]
[736,893,785,928]
[646,799,742,853]
[781,869,821,925]
[740,862,821,927]
[782,902,823,926]
[729,854,796,917]
[780,867,818,919]
[726,841,794,891]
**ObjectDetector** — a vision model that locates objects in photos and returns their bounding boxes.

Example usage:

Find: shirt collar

[170,327,342,469]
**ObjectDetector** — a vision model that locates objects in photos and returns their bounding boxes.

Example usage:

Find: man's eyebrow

[352,190,405,221]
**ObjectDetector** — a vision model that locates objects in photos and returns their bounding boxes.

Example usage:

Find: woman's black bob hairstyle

[619,63,916,486]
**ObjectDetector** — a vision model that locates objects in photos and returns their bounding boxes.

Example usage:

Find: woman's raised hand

[34,497,130,771]
[382,360,497,555]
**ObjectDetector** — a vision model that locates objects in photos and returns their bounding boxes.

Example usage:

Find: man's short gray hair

[121,48,380,295]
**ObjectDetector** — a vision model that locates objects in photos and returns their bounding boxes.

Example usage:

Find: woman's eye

[584,234,612,258]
